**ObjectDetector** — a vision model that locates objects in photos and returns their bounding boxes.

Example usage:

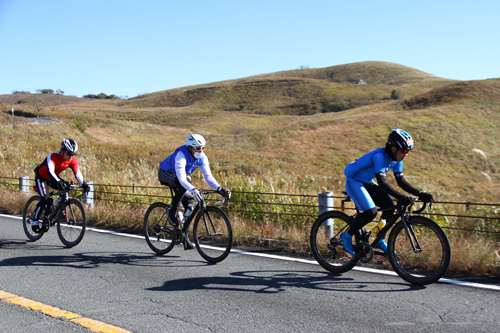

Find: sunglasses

[400,149,409,155]
[193,146,205,152]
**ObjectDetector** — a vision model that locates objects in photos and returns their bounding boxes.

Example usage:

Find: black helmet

[61,138,78,154]
[387,129,414,150]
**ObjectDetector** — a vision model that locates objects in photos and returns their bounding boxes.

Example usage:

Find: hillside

[0,93,82,106]
[122,61,456,114]
[253,61,445,85]
[0,62,498,203]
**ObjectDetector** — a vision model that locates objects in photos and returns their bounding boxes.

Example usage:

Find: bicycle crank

[356,241,374,263]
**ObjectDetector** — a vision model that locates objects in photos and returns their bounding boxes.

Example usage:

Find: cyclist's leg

[180,175,193,210]
[158,169,183,223]
[365,183,394,252]
[344,181,377,254]
[345,181,378,232]
[34,175,51,222]
[367,183,394,221]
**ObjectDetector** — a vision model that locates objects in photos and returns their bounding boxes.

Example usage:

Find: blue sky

[1,0,498,98]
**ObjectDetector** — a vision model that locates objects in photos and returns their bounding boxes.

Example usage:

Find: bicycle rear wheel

[388,216,451,285]
[57,199,87,247]
[144,202,175,255]
[193,206,232,263]
[310,210,359,273]
[22,196,45,241]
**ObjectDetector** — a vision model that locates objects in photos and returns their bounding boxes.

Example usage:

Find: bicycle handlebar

[411,200,428,214]
[200,189,230,205]
[49,183,87,197]
[396,197,431,215]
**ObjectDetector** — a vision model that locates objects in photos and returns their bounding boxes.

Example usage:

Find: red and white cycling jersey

[36,152,84,184]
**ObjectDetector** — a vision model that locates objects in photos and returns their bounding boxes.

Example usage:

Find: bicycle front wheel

[310,210,359,274]
[57,199,87,247]
[144,202,175,255]
[22,195,45,241]
[388,216,451,285]
[193,206,232,263]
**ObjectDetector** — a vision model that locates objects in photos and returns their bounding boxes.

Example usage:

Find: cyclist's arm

[69,158,85,185]
[46,153,59,182]
[375,172,406,199]
[174,151,196,192]
[199,156,221,190]
[394,172,421,196]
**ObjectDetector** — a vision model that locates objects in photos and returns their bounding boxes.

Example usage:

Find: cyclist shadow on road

[0,249,210,270]
[147,269,425,294]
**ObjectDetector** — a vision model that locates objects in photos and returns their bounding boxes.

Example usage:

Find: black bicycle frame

[371,201,427,253]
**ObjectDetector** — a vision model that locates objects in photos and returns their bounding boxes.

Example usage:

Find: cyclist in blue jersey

[158,134,230,248]
[341,129,434,255]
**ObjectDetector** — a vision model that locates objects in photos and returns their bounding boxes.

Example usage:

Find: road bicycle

[23,182,88,247]
[310,194,451,285]
[144,189,233,263]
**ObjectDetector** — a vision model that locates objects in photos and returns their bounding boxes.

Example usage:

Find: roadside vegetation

[1,61,498,279]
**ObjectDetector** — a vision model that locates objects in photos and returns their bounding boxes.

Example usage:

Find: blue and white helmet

[387,129,414,150]
[61,138,78,154]
[186,134,206,148]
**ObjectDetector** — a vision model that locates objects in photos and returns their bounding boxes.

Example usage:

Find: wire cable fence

[1,176,499,238]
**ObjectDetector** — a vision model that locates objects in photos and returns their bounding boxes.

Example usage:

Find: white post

[318,191,334,237]
[82,181,94,211]
[19,176,30,194]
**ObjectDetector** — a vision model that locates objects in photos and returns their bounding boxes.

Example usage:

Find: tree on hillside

[391,89,405,100]
[56,89,64,95]
[36,89,54,94]
[83,93,120,100]
[35,98,46,116]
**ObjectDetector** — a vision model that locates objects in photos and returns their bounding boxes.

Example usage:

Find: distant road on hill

[0,115,61,128]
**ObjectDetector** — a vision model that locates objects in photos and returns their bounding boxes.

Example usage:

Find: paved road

[1,214,499,332]
[0,115,61,128]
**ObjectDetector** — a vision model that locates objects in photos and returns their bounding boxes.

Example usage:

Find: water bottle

[184,203,195,220]
[371,219,386,238]
[176,210,184,223]
[53,197,62,210]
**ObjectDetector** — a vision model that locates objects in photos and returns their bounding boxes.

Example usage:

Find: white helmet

[186,134,206,148]
[61,138,78,154]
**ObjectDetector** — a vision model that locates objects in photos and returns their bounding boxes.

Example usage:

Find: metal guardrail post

[319,191,334,237]
[82,181,94,211]
[19,176,30,194]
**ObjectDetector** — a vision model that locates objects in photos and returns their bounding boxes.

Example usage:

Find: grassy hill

[122,61,456,115]
[1,61,498,202]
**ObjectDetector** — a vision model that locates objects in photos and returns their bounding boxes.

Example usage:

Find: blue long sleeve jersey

[159,145,220,192]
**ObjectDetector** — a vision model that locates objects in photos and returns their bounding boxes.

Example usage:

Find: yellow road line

[0,290,131,333]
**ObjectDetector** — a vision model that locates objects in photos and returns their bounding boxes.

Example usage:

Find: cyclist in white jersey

[158,134,230,248]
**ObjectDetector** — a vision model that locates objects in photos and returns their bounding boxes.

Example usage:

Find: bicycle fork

[201,207,218,236]
[401,214,423,253]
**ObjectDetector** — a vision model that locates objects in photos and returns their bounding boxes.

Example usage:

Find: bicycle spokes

[388,216,451,285]
[144,202,176,255]
[194,206,232,263]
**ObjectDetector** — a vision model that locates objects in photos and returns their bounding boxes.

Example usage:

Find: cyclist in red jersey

[31,138,90,232]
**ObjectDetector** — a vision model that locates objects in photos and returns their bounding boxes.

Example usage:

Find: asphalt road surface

[1,214,499,332]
